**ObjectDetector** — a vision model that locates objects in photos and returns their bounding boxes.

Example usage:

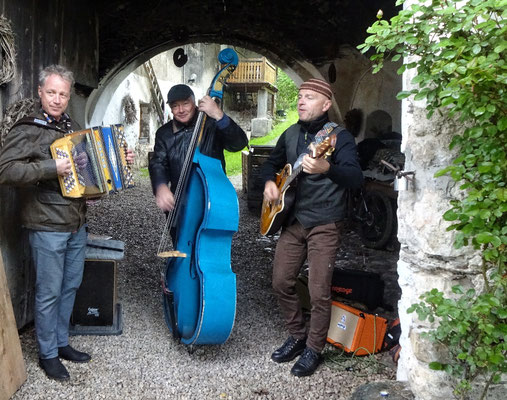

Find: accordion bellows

[50,124,134,198]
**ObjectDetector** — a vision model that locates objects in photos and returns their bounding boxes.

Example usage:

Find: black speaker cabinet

[70,259,122,335]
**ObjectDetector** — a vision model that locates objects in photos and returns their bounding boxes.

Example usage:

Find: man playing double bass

[260,78,363,377]
[149,84,248,211]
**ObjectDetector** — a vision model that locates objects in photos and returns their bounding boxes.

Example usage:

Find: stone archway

[85,42,337,129]
[85,42,401,140]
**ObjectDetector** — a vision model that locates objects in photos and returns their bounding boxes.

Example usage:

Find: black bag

[383,317,401,351]
[330,268,384,311]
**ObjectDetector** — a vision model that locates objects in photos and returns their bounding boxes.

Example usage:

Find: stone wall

[395,60,504,398]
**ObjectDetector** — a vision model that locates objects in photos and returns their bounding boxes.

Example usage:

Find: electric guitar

[259,134,337,235]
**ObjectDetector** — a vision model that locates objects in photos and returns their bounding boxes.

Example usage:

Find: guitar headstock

[310,133,337,159]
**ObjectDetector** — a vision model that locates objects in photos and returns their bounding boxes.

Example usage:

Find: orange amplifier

[327,301,387,356]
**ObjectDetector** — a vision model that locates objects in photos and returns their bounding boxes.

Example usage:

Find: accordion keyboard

[54,147,77,194]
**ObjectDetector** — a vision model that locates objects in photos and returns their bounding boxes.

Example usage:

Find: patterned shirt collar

[40,108,73,132]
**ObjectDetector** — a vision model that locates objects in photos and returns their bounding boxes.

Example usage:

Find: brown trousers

[272,221,342,353]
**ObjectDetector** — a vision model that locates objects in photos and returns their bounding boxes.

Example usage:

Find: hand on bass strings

[56,158,72,176]
[198,95,224,121]
[302,154,330,175]
[155,184,176,212]
[263,180,280,202]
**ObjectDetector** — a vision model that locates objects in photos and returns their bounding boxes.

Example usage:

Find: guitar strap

[316,122,339,140]
[293,122,345,169]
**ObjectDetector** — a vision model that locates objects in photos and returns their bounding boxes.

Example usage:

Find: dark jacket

[149,110,248,193]
[260,113,363,229]
[0,110,86,232]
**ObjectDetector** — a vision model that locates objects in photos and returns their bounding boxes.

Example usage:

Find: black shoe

[58,345,91,363]
[290,347,323,377]
[39,357,70,381]
[271,336,306,363]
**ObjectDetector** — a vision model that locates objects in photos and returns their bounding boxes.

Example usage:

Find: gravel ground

[12,172,399,400]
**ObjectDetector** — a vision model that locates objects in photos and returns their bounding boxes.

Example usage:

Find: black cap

[166,84,194,104]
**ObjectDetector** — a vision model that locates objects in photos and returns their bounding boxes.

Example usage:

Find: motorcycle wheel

[357,190,395,249]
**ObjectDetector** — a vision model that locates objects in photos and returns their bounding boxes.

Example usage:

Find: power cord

[324,314,392,377]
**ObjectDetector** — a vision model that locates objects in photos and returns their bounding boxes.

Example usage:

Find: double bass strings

[157,111,207,258]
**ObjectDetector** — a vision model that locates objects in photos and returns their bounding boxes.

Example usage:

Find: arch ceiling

[96,0,398,79]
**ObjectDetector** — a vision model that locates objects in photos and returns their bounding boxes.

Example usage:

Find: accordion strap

[10,116,68,133]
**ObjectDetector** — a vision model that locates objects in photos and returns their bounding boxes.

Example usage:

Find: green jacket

[0,111,86,232]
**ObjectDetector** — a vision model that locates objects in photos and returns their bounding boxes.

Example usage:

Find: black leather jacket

[149,110,248,193]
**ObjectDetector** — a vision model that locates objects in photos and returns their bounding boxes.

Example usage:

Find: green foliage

[249,109,299,146]
[224,109,299,176]
[275,70,298,111]
[408,279,507,398]
[138,167,150,178]
[225,70,297,176]
[359,1,506,398]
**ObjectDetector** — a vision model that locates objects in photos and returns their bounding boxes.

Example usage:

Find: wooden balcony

[227,57,278,92]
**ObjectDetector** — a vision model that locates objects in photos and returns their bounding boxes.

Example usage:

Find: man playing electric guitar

[260,78,363,377]
[260,132,337,235]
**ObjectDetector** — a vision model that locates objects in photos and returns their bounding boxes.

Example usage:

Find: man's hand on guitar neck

[302,154,330,175]
[263,180,280,202]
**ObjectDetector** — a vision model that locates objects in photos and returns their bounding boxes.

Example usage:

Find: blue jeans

[28,225,87,359]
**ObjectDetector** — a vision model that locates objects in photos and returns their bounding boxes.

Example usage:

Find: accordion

[50,124,134,198]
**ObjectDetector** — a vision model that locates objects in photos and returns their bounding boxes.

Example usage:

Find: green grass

[139,167,150,178]
[225,109,298,176]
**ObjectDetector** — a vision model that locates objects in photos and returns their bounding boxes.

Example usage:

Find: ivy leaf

[443,62,457,74]
[456,66,467,75]
[473,107,486,117]
[488,354,504,365]
[443,209,459,221]
[396,91,413,100]
[429,362,444,370]
[476,232,501,247]
[478,162,493,173]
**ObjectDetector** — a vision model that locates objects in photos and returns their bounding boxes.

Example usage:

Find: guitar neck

[281,164,303,192]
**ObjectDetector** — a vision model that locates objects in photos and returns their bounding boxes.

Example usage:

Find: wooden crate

[241,145,274,210]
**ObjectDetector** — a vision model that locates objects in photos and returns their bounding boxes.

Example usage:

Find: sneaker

[271,336,306,363]
[290,347,323,377]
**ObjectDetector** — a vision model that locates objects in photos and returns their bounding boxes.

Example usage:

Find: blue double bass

[157,48,239,345]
